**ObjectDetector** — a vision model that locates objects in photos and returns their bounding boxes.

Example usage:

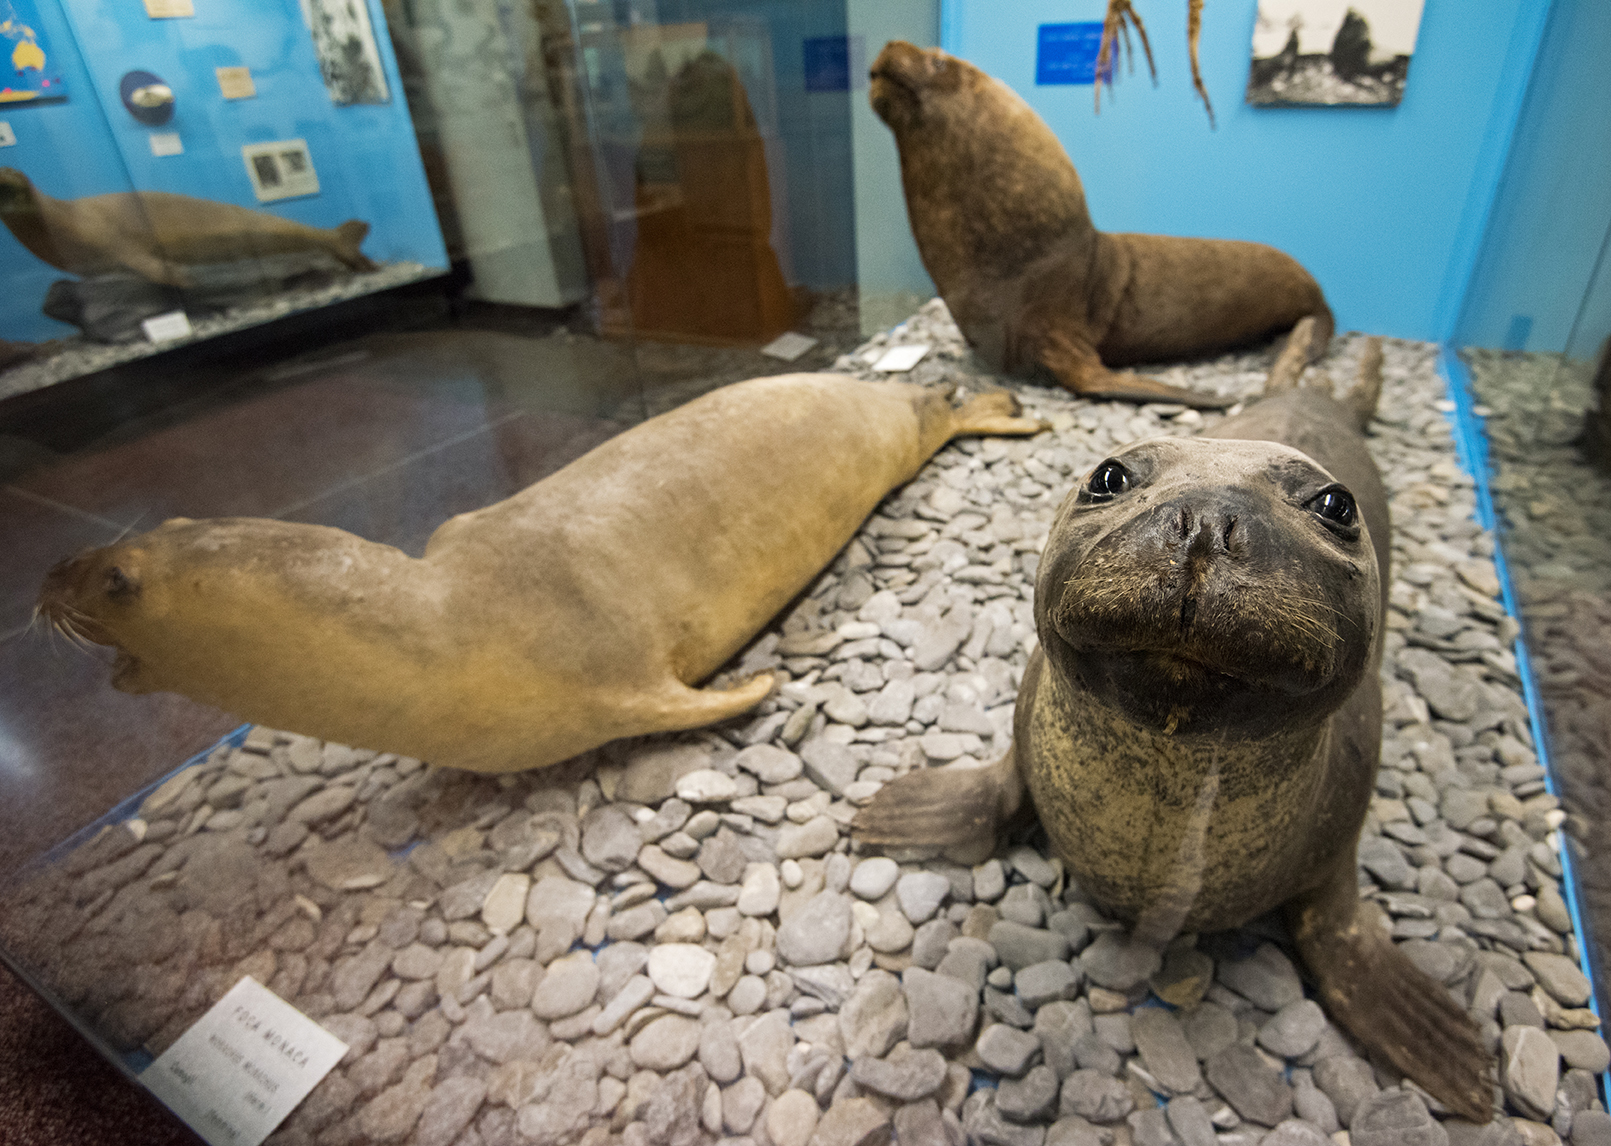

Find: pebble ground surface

[1,304,1607,1146]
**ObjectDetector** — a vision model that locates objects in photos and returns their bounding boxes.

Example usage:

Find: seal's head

[0,168,37,214]
[1035,436,1380,739]
[38,516,418,698]
[867,42,1091,285]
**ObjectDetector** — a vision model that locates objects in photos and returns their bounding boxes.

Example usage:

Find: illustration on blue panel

[303,0,391,105]
[0,0,67,104]
[1248,0,1424,107]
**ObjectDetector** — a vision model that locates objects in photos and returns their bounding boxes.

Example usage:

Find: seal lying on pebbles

[38,374,1041,773]
[0,168,376,288]
[856,341,1496,1121]
[869,41,1332,410]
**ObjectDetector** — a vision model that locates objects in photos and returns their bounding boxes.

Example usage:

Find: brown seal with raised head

[38,374,1041,774]
[869,41,1333,410]
[856,339,1493,1121]
[0,168,376,287]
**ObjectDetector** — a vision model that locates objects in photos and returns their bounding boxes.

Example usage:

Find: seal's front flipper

[853,749,1025,861]
[1038,331,1232,410]
[949,390,1046,438]
[1289,865,1493,1124]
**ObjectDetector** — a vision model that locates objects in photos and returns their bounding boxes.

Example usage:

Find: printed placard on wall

[301,0,390,105]
[143,0,195,16]
[1247,0,1425,107]
[0,0,67,104]
[1035,23,1106,86]
[242,139,319,201]
[216,66,256,100]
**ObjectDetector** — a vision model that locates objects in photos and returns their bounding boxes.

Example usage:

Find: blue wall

[1454,0,1611,356]
[0,0,446,342]
[942,0,1551,342]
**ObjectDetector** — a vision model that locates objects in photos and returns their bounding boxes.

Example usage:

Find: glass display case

[0,2,1606,1145]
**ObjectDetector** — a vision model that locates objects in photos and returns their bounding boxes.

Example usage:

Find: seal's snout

[37,546,143,649]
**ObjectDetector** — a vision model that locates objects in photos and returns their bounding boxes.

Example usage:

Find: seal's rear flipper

[335,220,379,271]
[638,673,775,733]
[1289,870,1494,1124]
[1038,331,1233,410]
[853,750,1025,859]
[949,390,1046,438]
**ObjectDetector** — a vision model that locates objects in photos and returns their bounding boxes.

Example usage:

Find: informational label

[1036,22,1107,86]
[143,977,347,1146]
[760,331,818,362]
[216,67,256,100]
[241,139,319,202]
[144,0,195,16]
[0,121,13,147]
[141,310,194,343]
[872,343,930,373]
[149,131,183,156]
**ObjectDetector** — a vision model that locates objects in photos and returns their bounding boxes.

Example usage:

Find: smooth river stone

[648,943,718,998]
[481,872,530,933]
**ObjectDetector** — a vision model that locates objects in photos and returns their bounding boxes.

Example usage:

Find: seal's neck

[895,99,1097,289]
[0,182,65,268]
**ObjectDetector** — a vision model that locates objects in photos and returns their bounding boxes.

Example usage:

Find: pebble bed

[0,262,437,403]
[1,304,1606,1146]
[1464,349,1611,1026]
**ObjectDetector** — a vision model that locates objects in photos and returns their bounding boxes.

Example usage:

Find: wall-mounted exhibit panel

[0,0,447,398]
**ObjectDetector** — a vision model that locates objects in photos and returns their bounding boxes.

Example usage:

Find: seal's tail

[1265,307,1336,393]
[334,220,379,272]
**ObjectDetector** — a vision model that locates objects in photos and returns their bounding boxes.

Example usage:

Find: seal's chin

[1057,640,1344,738]
[868,72,916,126]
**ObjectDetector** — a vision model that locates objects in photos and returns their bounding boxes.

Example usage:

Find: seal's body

[857,346,1493,1121]
[0,168,375,287]
[39,374,1040,774]
[869,42,1332,409]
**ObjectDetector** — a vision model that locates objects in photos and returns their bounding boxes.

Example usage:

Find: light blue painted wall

[942,0,1550,342]
[1454,0,1611,356]
[0,0,446,342]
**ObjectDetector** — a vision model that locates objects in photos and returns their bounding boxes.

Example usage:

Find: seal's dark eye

[1308,487,1356,529]
[1086,460,1130,500]
[105,567,135,597]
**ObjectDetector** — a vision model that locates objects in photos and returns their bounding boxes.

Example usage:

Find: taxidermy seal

[0,168,376,288]
[869,42,1332,410]
[38,375,1041,774]
[856,334,1493,1121]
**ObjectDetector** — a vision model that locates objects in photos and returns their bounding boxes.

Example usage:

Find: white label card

[149,131,183,157]
[0,122,15,147]
[143,977,348,1146]
[760,331,817,362]
[144,0,195,16]
[872,343,930,372]
[141,311,193,342]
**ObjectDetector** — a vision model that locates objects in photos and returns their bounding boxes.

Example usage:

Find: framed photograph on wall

[301,0,390,105]
[1247,0,1425,108]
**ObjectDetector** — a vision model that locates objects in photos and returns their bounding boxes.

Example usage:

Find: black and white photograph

[1247,0,1424,107]
[301,0,391,106]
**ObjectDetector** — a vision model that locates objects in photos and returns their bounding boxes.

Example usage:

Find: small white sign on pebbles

[760,331,819,361]
[871,343,929,372]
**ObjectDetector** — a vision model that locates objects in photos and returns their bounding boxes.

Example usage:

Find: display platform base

[1,303,1603,1146]
[0,262,441,403]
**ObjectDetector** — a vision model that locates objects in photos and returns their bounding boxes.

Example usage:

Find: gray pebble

[849,1045,948,1101]
[1217,942,1304,1011]
[898,871,953,924]
[996,1065,1060,1123]
[976,1023,1042,1076]
[904,966,980,1049]
[1077,930,1160,989]
[1204,1044,1294,1127]
[1349,1090,1449,1146]
[1256,999,1326,1058]
[1058,1069,1134,1123]
[1131,1006,1201,1095]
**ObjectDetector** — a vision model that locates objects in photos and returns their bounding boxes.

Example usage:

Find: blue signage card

[1036,22,1105,86]
[804,35,851,93]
